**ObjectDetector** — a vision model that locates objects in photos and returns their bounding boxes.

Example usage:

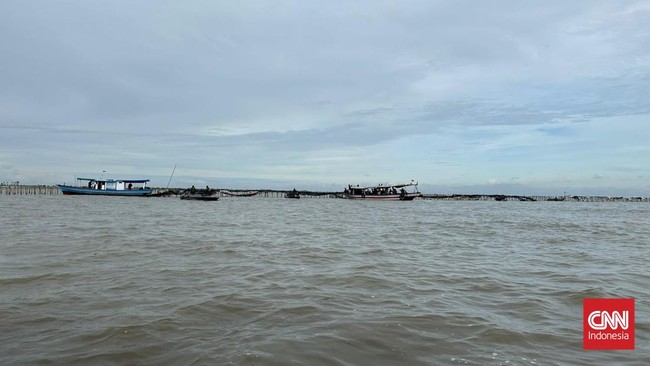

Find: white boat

[344,180,422,201]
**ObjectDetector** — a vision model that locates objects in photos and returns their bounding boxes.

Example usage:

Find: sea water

[1,196,648,365]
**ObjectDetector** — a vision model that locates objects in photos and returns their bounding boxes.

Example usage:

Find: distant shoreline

[1,184,649,202]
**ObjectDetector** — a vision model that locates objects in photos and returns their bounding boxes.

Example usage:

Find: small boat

[285,189,300,199]
[180,193,219,201]
[344,180,422,201]
[221,190,259,197]
[57,178,153,196]
[180,187,219,201]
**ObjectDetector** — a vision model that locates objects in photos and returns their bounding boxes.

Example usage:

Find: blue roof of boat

[347,181,418,189]
[77,178,150,183]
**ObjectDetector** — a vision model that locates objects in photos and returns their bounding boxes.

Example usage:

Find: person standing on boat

[190,185,196,194]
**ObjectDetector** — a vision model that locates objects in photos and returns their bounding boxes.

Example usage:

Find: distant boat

[546,197,565,201]
[285,189,300,199]
[221,190,259,197]
[180,188,219,201]
[57,178,153,196]
[180,193,219,201]
[344,180,422,201]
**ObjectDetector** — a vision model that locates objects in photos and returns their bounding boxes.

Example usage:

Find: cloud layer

[1,1,649,194]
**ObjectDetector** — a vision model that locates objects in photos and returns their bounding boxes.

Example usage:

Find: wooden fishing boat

[285,189,300,199]
[344,180,422,201]
[180,187,219,201]
[221,190,259,197]
[57,178,153,196]
[180,193,219,201]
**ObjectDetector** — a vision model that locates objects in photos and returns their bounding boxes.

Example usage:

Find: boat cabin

[344,180,422,200]
[77,178,149,191]
[346,182,414,196]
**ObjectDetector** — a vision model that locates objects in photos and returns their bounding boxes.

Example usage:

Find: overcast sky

[1,1,649,194]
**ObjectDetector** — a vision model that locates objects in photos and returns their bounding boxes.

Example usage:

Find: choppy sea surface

[1,196,648,365]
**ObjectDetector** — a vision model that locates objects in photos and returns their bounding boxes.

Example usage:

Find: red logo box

[583,298,634,350]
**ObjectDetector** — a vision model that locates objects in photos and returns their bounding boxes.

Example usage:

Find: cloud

[0,1,649,194]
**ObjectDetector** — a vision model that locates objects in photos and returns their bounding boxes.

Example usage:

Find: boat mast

[166,164,177,189]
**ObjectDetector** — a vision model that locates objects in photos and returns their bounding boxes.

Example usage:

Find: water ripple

[1,197,648,365]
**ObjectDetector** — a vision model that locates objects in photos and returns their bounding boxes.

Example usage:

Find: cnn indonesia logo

[583,298,635,350]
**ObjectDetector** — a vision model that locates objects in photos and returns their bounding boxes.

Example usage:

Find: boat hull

[221,190,259,197]
[57,185,153,196]
[345,193,422,201]
[180,194,219,201]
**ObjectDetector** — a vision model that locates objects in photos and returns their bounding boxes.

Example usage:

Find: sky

[1,0,649,195]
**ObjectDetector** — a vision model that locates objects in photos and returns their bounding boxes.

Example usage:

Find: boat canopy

[347,181,418,190]
[76,178,150,183]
